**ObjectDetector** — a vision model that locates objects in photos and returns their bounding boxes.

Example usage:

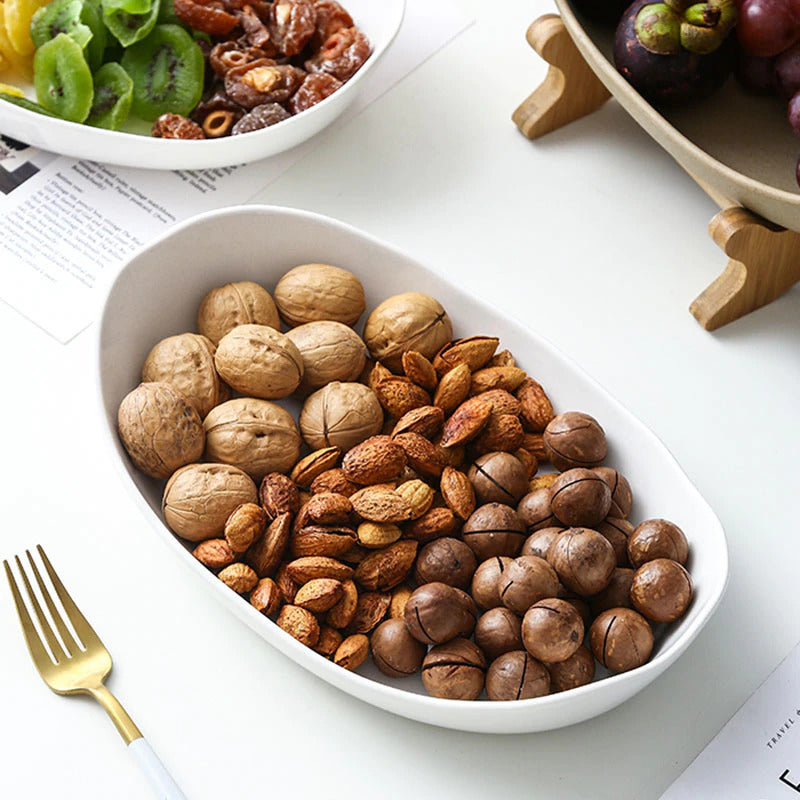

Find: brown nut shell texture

[197,281,280,345]
[204,398,301,481]
[142,333,225,419]
[286,321,366,392]
[214,324,304,399]
[363,292,453,371]
[118,382,205,480]
[300,382,383,451]
[274,263,366,327]
[162,463,258,542]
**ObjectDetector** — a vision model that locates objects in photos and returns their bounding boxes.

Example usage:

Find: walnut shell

[197,281,280,345]
[118,382,204,480]
[299,381,383,451]
[142,333,225,418]
[274,264,365,327]
[363,293,453,371]
[285,320,366,393]
[204,398,301,480]
[214,324,303,399]
[162,463,258,541]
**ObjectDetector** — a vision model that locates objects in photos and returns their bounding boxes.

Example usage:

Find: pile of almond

[191,338,553,672]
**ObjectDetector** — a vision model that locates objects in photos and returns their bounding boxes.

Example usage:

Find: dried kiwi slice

[102,0,160,48]
[30,0,107,71]
[86,61,132,128]
[33,33,94,122]
[120,24,203,121]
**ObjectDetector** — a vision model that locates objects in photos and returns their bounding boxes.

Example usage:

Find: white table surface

[2,1,799,797]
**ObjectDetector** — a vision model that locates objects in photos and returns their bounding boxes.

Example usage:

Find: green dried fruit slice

[86,61,132,128]
[0,92,59,116]
[120,24,203,121]
[30,0,107,71]
[33,33,94,122]
[102,0,160,47]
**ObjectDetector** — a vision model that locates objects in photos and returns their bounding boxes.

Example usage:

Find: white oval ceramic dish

[97,205,728,734]
[0,0,404,170]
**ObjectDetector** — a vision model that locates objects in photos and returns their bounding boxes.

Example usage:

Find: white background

[2,1,799,797]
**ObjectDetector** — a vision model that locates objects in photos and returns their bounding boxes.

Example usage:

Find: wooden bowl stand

[513,15,800,331]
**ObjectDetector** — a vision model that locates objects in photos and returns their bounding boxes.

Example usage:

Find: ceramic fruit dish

[97,205,728,734]
[0,0,404,170]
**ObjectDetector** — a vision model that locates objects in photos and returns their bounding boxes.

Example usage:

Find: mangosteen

[614,0,738,105]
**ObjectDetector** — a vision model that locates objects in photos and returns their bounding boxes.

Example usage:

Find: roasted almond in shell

[314,625,344,658]
[402,351,438,391]
[250,577,282,615]
[433,363,471,414]
[334,634,370,670]
[473,414,524,455]
[479,389,522,417]
[516,378,555,433]
[395,479,435,519]
[285,556,354,583]
[440,397,492,448]
[327,579,359,628]
[290,446,340,487]
[290,525,357,558]
[350,487,413,523]
[357,521,403,548]
[392,405,445,439]
[310,468,359,497]
[374,377,431,420]
[354,540,418,591]
[342,435,407,485]
[224,502,267,553]
[259,473,301,519]
[192,539,236,571]
[306,492,353,525]
[276,605,320,646]
[433,336,499,375]
[245,512,291,577]
[440,466,476,520]
[344,591,391,634]
[406,507,461,542]
[471,366,527,395]
[294,578,344,613]
[393,432,444,479]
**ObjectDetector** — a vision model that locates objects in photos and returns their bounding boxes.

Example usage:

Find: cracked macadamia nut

[593,466,633,519]
[274,263,366,327]
[422,638,486,700]
[543,412,607,471]
[162,463,258,541]
[142,333,226,419]
[590,608,654,674]
[628,519,689,567]
[299,381,383,450]
[486,650,550,701]
[547,528,616,596]
[630,559,692,623]
[549,468,612,528]
[214,324,304,399]
[471,556,513,610]
[545,644,595,692]
[363,292,453,371]
[286,321,367,393]
[204,398,301,481]
[475,607,523,661]
[517,488,559,532]
[370,618,426,678]
[414,537,477,589]
[404,582,477,645]
[521,598,584,663]
[497,556,560,615]
[197,281,280,345]
[468,452,528,506]
[118,382,205,480]
[462,503,526,561]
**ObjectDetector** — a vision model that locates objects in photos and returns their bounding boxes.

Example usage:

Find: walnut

[299,381,383,451]
[142,333,225,418]
[273,263,365,327]
[363,293,453,371]
[204,398,301,480]
[197,281,280,345]
[118,382,204,480]
[162,463,258,541]
[286,320,366,394]
[214,324,304,399]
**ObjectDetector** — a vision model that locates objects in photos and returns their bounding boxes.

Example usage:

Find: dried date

[269,0,317,56]
[288,72,342,113]
[174,0,238,35]
[311,0,353,48]
[305,26,370,82]
[151,114,205,139]
[231,103,291,134]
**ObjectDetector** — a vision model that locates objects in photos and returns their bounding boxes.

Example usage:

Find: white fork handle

[128,737,188,799]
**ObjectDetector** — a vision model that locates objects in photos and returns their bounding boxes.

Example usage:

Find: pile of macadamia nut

[117,264,694,702]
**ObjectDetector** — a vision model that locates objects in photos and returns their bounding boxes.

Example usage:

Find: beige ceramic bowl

[557,0,800,232]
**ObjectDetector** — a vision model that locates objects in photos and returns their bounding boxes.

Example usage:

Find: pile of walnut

[117,265,694,701]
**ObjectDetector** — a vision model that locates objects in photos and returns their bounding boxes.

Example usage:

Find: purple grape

[789,90,800,135]
[736,51,777,94]
[775,42,800,99]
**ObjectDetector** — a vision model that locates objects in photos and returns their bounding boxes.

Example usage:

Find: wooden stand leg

[512,14,611,139]
[689,208,800,330]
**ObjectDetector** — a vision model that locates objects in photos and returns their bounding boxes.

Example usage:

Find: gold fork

[4,545,187,799]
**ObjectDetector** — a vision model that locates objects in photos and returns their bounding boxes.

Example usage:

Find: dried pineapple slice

[5,0,51,56]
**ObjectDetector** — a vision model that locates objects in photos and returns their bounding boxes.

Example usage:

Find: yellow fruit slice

[0,80,24,96]
[4,0,50,56]
[0,3,33,77]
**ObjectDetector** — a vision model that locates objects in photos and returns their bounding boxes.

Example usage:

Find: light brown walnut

[204,398,301,480]
[118,382,204,480]
[197,281,280,345]
[299,381,383,451]
[274,263,365,327]
[286,320,366,393]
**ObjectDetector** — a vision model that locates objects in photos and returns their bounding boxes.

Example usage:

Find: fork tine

[15,555,67,663]
[37,545,102,650]
[4,560,54,668]
[27,550,80,656]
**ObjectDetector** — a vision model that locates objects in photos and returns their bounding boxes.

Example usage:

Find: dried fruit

[305,25,370,81]
[269,0,316,56]
[289,72,343,113]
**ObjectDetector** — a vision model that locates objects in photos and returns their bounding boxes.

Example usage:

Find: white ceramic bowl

[97,205,728,734]
[2,0,404,170]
